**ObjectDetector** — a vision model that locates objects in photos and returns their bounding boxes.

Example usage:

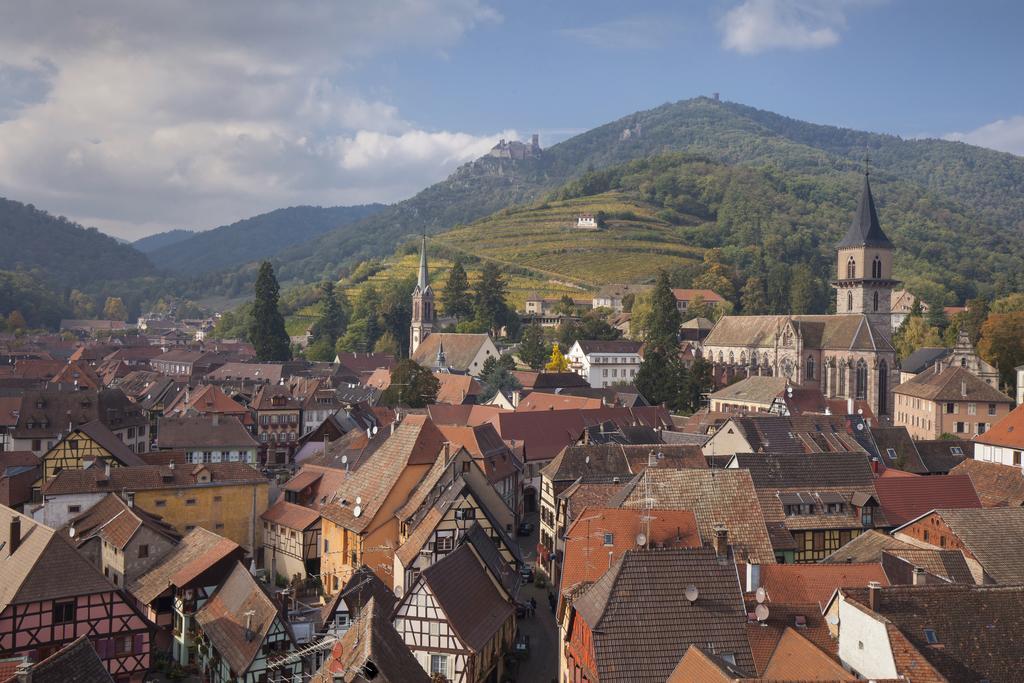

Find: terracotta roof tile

[894,366,1012,403]
[874,475,981,526]
[515,392,603,411]
[69,492,179,549]
[410,333,493,372]
[924,507,1024,583]
[950,458,1024,507]
[261,499,320,530]
[129,527,241,604]
[976,402,1024,450]
[43,461,266,495]
[753,563,888,611]
[744,600,836,676]
[761,627,853,680]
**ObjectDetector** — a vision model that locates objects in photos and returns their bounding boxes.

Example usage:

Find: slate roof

[43,461,266,495]
[612,468,778,564]
[572,547,754,681]
[950,458,1024,507]
[410,333,492,372]
[922,507,1024,584]
[195,562,286,675]
[14,635,114,683]
[836,173,893,249]
[709,376,788,406]
[312,597,428,683]
[156,414,258,449]
[419,543,513,652]
[821,529,915,564]
[900,347,951,375]
[0,507,114,612]
[873,474,981,526]
[842,583,1024,682]
[915,439,971,474]
[13,386,146,438]
[881,548,976,585]
[575,339,643,355]
[870,426,927,472]
[734,452,887,531]
[894,366,1012,403]
[704,314,890,352]
[129,527,241,605]
[720,414,875,456]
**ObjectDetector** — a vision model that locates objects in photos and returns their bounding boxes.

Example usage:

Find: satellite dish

[341,455,349,465]
[827,615,840,626]
[68,527,76,538]
[684,585,699,603]
[755,604,770,622]
[585,455,590,465]
[856,423,864,430]
[356,496,362,506]
[371,425,378,435]
[857,408,864,415]
[353,505,362,518]
[635,533,647,547]
[755,587,767,604]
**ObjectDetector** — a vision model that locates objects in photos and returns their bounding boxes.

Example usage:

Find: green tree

[518,322,549,370]
[373,331,400,356]
[440,259,473,319]
[304,337,336,361]
[6,310,26,330]
[978,311,1024,386]
[378,359,439,408]
[788,264,821,315]
[310,281,347,347]
[557,312,621,348]
[479,359,521,402]
[103,297,128,321]
[249,261,292,361]
[69,290,95,318]
[892,316,943,359]
[473,262,509,335]
[335,318,372,353]
[740,276,769,315]
[926,301,949,333]
[990,293,1024,314]
[645,270,682,354]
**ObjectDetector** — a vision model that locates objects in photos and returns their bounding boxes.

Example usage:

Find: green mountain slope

[268,97,1024,296]
[148,203,387,274]
[132,229,195,253]
[0,197,155,289]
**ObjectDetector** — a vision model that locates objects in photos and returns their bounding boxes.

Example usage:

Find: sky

[0,0,1021,240]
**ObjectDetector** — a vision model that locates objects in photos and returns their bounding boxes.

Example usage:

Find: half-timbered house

[11,387,148,457]
[39,420,146,486]
[260,499,321,583]
[393,543,515,682]
[0,505,152,682]
[128,527,243,666]
[194,562,302,682]
[318,565,396,639]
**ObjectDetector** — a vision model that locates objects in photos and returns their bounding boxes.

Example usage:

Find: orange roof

[879,467,919,478]
[435,373,483,405]
[166,384,248,416]
[762,627,854,680]
[753,563,889,611]
[976,402,1024,450]
[671,288,725,303]
[559,507,700,597]
[261,499,321,530]
[515,392,603,412]
[363,367,391,390]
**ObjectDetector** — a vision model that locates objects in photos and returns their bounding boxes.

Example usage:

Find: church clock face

[781,357,794,379]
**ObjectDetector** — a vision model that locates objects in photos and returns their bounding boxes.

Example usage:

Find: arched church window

[873,291,879,312]
[872,257,882,279]
[806,355,815,381]
[839,362,847,396]
[740,351,747,366]
[728,351,734,365]
[847,291,854,312]
[855,359,868,400]
[847,257,856,279]
[718,351,724,364]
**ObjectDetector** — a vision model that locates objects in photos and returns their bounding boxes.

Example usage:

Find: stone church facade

[700,173,900,418]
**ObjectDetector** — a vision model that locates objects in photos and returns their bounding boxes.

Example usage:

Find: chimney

[868,581,882,611]
[847,397,854,415]
[713,525,729,558]
[9,516,21,555]
[870,457,880,475]
[746,562,761,593]
[912,567,926,586]
[104,462,111,478]
[961,380,967,398]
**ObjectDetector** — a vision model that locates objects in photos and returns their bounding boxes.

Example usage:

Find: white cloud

[0,1,506,239]
[559,16,677,50]
[721,0,857,55]
[943,116,1024,157]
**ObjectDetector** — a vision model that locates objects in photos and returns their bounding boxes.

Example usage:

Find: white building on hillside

[566,340,643,388]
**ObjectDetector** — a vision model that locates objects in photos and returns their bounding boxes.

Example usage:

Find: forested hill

[0,197,155,288]
[132,229,195,253]
[265,96,1024,290]
[146,203,387,275]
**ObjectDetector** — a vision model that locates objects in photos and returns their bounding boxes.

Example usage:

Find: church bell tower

[409,235,434,356]
[831,171,900,342]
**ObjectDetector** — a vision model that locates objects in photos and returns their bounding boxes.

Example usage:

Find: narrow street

[511,511,559,683]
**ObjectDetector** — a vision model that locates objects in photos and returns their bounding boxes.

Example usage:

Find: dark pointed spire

[837,172,893,249]
[416,234,430,291]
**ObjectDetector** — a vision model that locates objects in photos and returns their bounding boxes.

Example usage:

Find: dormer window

[924,628,939,644]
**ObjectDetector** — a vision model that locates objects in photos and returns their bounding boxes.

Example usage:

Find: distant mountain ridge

[133,229,195,253]
[146,203,387,275]
[262,97,1024,292]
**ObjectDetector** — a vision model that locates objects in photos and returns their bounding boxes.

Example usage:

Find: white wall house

[834,589,900,680]
[566,340,643,389]
[974,403,1024,468]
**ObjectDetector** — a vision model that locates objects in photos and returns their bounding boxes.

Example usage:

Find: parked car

[514,633,530,660]
[519,565,534,583]
[517,521,535,537]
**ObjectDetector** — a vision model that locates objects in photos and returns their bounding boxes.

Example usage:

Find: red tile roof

[261,498,320,530]
[950,458,1024,507]
[515,392,604,411]
[752,563,889,611]
[976,402,1024,450]
[874,474,982,526]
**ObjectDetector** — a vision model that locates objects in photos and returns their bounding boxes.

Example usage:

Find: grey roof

[929,508,1024,583]
[20,635,114,682]
[900,346,950,374]
[822,529,915,564]
[837,173,893,249]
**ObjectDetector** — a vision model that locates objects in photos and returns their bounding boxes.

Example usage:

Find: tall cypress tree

[249,261,292,361]
[441,259,473,319]
[474,262,509,335]
[646,270,682,354]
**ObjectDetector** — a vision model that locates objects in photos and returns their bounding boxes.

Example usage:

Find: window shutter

[96,638,110,659]
[133,634,145,654]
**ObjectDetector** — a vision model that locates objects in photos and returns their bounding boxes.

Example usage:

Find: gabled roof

[667,645,746,682]
[572,548,754,681]
[418,544,513,652]
[950,458,1024,507]
[703,314,891,352]
[870,426,928,472]
[435,423,521,485]
[462,523,521,598]
[72,419,147,466]
[319,565,397,631]
[753,563,889,612]
[165,383,248,416]
[837,173,893,249]
[915,439,970,474]
[612,468,777,564]
[917,507,1024,583]
[761,627,854,681]
[261,499,320,531]
[11,635,114,683]
[873,474,981,526]
[709,376,788,406]
[542,443,704,483]
[881,548,976,585]
[574,339,643,355]
[69,492,180,550]
[0,506,114,612]
[671,288,725,303]
[900,346,950,374]
[156,414,258,449]
[975,402,1024,450]
[410,333,493,372]
[842,583,1024,682]
[129,527,241,605]
[195,563,286,675]
[719,414,874,456]
[821,529,915,564]
[43,461,266,495]
[894,365,1012,403]
[515,391,603,412]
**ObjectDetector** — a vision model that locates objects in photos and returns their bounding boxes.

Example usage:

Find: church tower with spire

[409,235,435,356]
[831,171,900,342]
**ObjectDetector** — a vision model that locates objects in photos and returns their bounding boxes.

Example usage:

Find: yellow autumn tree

[545,342,570,372]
